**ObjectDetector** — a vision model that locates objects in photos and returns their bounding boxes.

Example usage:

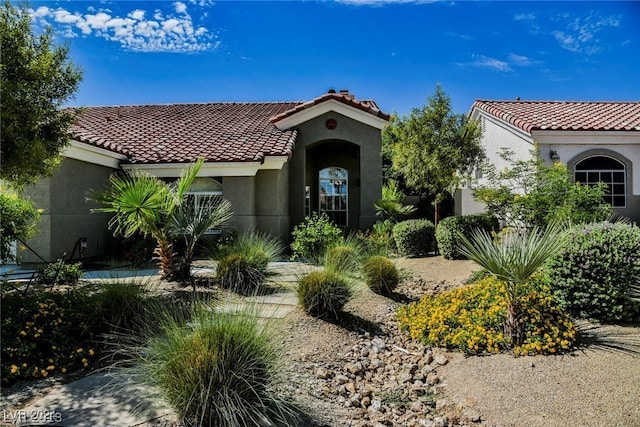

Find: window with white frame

[319,167,348,227]
[574,156,626,208]
[185,177,225,233]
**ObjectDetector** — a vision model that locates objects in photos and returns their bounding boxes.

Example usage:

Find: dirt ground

[279,256,640,427]
[4,256,639,426]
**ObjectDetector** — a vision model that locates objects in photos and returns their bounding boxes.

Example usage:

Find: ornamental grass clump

[397,275,576,356]
[215,231,283,295]
[363,256,399,295]
[122,303,302,427]
[297,271,352,319]
[323,234,366,276]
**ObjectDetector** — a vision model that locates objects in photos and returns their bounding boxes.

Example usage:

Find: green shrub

[363,256,399,295]
[392,219,435,257]
[128,304,302,427]
[435,214,499,260]
[38,259,83,286]
[547,222,640,323]
[0,191,40,262]
[297,271,352,319]
[1,289,100,386]
[215,232,283,295]
[464,268,491,285]
[291,213,342,263]
[397,275,576,356]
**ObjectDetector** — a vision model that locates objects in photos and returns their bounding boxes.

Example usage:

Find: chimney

[339,89,354,100]
[328,89,336,94]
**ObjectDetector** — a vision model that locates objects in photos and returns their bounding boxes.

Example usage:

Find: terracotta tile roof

[269,89,390,124]
[471,100,640,132]
[70,102,300,164]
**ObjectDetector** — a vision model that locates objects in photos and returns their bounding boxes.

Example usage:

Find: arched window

[574,156,626,207]
[319,167,348,227]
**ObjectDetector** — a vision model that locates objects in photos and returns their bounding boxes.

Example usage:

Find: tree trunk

[154,239,175,281]
[504,300,523,348]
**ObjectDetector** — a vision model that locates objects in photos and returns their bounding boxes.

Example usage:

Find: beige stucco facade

[19,96,386,264]
[21,158,118,263]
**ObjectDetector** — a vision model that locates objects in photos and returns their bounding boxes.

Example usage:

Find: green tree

[383,85,484,225]
[92,160,233,283]
[1,1,82,188]
[473,147,611,229]
[0,189,40,261]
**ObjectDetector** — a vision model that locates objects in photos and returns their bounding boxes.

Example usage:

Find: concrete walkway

[6,261,314,427]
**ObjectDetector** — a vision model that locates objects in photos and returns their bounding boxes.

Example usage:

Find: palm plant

[456,223,568,347]
[374,179,416,223]
[172,197,233,288]
[93,159,232,282]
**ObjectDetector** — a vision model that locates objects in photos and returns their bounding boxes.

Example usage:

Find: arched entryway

[305,140,360,229]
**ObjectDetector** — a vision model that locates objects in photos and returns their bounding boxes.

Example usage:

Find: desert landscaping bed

[277,256,640,427]
[2,256,639,427]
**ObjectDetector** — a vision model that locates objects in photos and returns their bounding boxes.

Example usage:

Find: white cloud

[515,10,621,56]
[445,31,472,41]
[129,10,146,21]
[173,2,188,14]
[470,55,512,72]
[30,4,217,53]
[507,53,541,67]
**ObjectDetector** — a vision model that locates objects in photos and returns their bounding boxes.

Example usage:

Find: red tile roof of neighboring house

[471,100,640,133]
[70,90,389,164]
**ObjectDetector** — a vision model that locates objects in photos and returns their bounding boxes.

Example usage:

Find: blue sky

[28,1,640,115]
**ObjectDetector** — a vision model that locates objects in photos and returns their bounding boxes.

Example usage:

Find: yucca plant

[456,223,568,347]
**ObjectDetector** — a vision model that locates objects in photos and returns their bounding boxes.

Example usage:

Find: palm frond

[92,170,171,238]
[457,222,568,285]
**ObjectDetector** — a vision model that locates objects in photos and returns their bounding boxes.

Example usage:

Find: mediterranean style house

[21,90,389,263]
[456,100,640,223]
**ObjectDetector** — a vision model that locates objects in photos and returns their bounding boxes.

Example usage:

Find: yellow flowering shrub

[1,290,99,386]
[397,276,576,356]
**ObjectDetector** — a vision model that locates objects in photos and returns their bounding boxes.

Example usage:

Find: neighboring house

[21,90,389,263]
[457,100,640,223]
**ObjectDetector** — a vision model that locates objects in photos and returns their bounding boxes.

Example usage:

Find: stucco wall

[255,165,290,241]
[223,176,257,233]
[289,111,383,232]
[462,110,640,223]
[21,158,117,264]
[535,131,640,223]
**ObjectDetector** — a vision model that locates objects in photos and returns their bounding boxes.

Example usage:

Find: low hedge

[392,219,435,257]
[435,214,499,260]
[547,221,640,323]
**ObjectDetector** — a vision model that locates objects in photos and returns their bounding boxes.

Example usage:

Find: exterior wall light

[550,150,560,160]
